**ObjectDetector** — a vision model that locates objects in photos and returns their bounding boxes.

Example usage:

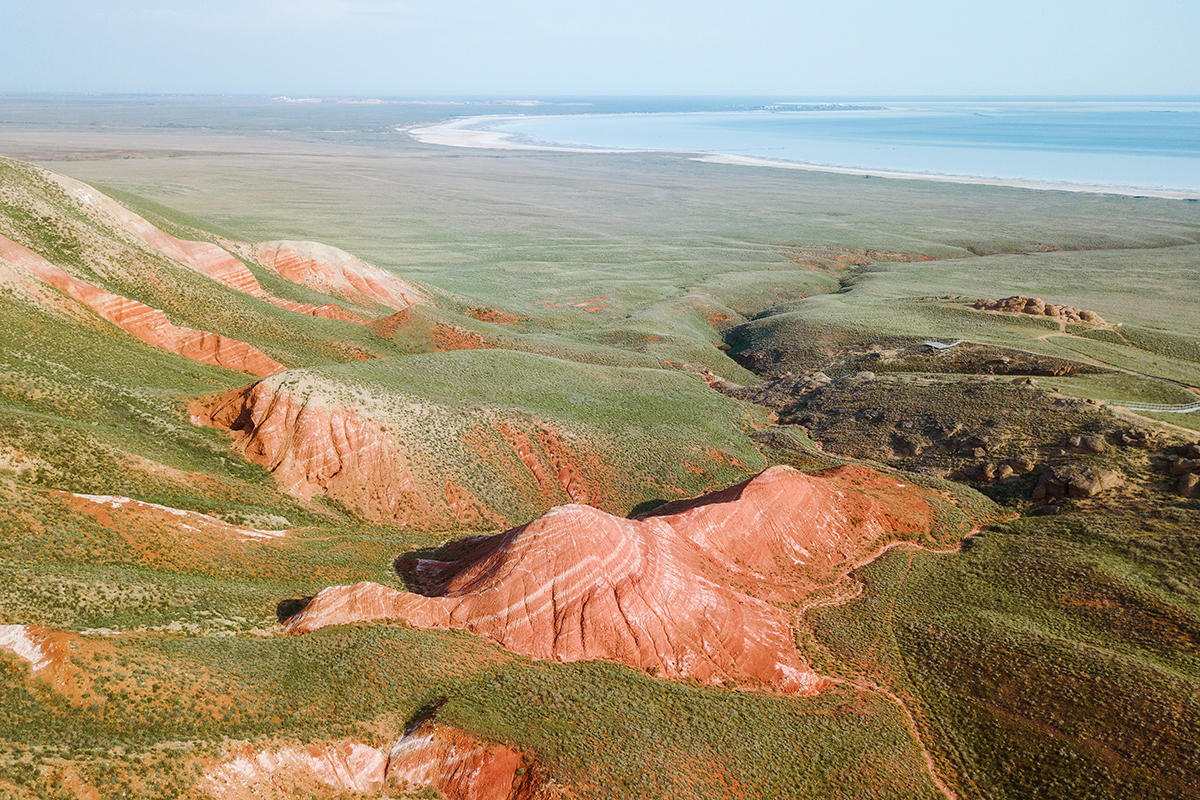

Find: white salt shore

[407,118,1200,200]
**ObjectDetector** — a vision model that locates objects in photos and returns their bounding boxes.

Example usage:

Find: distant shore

[407,117,1200,200]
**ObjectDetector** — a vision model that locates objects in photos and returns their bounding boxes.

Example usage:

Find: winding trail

[794,537,979,800]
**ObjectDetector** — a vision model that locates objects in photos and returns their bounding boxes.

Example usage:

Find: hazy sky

[4,0,1198,96]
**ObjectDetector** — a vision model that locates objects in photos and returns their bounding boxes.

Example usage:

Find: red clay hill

[49,172,424,323]
[283,465,941,694]
[253,240,430,311]
[0,234,284,376]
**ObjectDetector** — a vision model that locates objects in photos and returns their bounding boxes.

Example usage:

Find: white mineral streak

[71,494,288,540]
[0,625,50,672]
[202,743,387,797]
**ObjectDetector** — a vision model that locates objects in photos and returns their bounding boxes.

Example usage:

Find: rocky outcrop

[972,295,1105,325]
[1068,434,1107,454]
[1173,445,1200,498]
[201,723,539,800]
[282,465,936,694]
[0,235,283,376]
[255,240,430,311]
[1032,465,1124,499]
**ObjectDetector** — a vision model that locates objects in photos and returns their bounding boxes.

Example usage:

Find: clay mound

[0,235,283,376]
[642,464,929,588]
[201,722,538,800]
[256,240,430,311]
[283,466,928,693]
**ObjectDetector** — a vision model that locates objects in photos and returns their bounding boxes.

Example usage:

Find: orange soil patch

[370,306,496,352]
[284,465,944,694]
[62,492,289,543]
[0,625,89,701]
[466,306,522,325]
[0,235,283,376]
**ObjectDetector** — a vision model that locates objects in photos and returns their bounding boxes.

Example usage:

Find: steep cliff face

[196,381,435,524]
[255,240,430,311]
[0,235,284,376]
[200,722,539,800]
[280,466,931,693]
[194,376,619,528]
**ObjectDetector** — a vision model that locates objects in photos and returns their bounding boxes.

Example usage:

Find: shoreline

[406,117,1200,201]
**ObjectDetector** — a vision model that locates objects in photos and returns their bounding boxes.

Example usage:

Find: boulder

[972,295,1105,325]
[1181,473,1200,499]
[1119,428,1157,448]
[1033,465,1124,499]
[1170,458,1200,476]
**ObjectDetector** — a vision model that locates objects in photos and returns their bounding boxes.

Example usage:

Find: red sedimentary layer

[201,722,539,800]
[385,720,539,800]
[50,175,370,322]
[0,624,90,701]
[255,240,430,311]
[493,421,593,504]
[136,230,368,322]
[0,235,283,376]
[195,382,434,524]
[195,379,612,526]
[283,465,931,693]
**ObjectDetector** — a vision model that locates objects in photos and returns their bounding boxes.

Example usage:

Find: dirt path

[794,538,976,800]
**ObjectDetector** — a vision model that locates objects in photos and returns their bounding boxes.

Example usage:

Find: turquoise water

[475,101,1200,193]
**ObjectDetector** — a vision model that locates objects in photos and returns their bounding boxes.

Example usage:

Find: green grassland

[0,99,1198,798]
[807,509,1200,799]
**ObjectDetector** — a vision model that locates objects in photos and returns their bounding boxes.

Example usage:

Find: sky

[3,0,1198,97]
